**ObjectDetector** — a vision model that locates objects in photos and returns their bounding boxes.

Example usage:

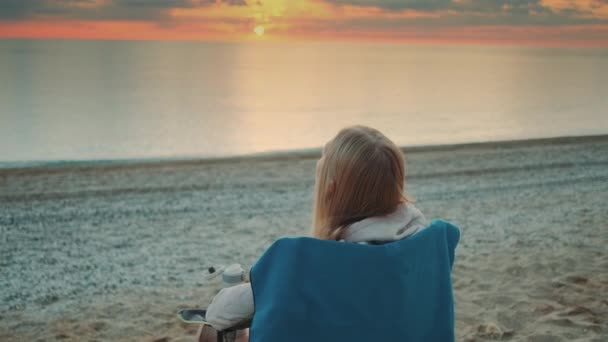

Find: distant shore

[1,133,607,341]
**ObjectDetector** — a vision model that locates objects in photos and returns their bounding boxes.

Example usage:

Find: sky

[0,0,607,46]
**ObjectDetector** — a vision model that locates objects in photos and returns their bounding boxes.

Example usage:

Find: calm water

[1,39,607,165]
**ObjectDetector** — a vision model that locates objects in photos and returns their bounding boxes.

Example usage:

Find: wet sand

[1,135,607,341]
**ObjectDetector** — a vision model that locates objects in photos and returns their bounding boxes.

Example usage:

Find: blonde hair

[312,125,410,240]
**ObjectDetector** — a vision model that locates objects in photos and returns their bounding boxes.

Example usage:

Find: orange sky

[1,0,607,46]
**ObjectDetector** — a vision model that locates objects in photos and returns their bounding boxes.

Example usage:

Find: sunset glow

[254,25,265,37]
[0,0,607,46]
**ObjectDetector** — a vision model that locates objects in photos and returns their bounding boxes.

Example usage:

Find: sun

[254,25,265,37]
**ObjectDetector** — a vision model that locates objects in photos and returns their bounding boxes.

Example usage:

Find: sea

[1,39,607,167]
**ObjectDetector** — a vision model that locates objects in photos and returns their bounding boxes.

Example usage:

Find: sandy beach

[1,135,607,341]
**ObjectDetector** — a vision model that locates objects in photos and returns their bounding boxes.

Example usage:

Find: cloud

[326,0,453,11]
[2,0,607,24]
[322,0,608,24]
[323,0,542,11]
[0,0,247,21]
[1,0,607,44]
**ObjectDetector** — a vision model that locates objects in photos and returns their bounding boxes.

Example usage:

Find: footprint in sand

[476,322,514,339]
[526,335,563,342]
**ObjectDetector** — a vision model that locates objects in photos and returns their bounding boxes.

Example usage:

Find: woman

[198,125,428,341]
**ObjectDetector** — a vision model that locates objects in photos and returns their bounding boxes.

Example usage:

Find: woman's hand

[196,324,217,342]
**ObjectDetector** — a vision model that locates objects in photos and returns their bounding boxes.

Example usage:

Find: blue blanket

[249,220,460,342]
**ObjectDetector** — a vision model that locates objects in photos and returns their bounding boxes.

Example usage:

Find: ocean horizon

[2,39,608,165]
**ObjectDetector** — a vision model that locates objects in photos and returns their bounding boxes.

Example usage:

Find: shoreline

[2,133,607,175]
